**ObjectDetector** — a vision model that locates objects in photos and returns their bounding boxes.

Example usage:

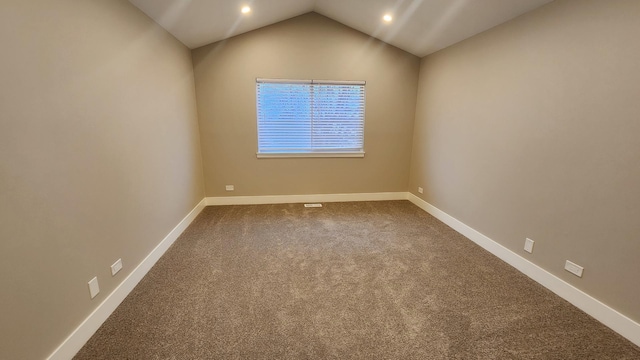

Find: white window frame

[256,78,366,158]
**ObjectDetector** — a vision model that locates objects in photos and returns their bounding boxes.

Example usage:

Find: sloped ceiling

[128,0,553,57]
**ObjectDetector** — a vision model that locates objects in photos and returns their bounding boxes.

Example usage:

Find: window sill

[256,152,365,159]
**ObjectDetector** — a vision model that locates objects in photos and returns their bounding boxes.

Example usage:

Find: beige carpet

[75,201,640,359]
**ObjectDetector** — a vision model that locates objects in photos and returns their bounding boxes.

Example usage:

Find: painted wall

[193,13,420,197]
[409,0,640,322]
[0,0,205,358]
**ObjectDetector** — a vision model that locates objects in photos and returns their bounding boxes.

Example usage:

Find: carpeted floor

[75,201,640,359]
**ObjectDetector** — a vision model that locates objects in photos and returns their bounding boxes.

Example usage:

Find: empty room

[1,0,639,359]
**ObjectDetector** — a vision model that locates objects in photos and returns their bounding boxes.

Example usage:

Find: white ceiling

[128,0,554,57]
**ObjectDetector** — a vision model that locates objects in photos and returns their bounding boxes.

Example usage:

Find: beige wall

[409,0,640,322]
[0,0,204,359]
[193,13,420,197]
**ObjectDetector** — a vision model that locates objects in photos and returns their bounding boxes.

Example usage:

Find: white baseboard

[45,192,640,359]
[206,192,408,206]
[47,198,207,360]
[407,193,640,347]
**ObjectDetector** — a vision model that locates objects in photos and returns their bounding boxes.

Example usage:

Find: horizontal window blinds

[256,79,365,155]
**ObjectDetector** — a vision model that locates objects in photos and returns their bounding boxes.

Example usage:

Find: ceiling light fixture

[241,6,251,14]
[383,14,393,23]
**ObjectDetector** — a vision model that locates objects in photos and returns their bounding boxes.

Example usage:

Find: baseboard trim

[45,192,640,358]
[205,192,409,206]
[407,193,640,347]
[47,198,207,360]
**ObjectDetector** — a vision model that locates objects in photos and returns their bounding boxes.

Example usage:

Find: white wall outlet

[524,238,535,253]
[111,258,123,276]
[225,185,234,191]
[565,260,584,278]
[88,277,100,299]
[304,203,323,208]
[418,187,424,194]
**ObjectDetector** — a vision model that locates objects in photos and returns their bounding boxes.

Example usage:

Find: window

[256,78,365,158]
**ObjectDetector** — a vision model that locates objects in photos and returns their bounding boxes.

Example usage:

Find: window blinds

[256,79,365,156]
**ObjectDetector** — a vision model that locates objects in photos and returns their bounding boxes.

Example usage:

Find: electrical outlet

[88,277,100,299]
[111,258,123,276]
[524,238,535,253]
[225,185,234,191]
[304,203,323,208]
[418,187,424,194]
[564,260,584,278]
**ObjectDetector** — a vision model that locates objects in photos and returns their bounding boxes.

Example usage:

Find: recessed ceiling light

[383,14,393,23]
[241,6,251,14]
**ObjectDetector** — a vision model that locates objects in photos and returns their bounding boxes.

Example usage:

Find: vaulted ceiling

[128,0,554,57]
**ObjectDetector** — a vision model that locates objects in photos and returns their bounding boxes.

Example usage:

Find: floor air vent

[304,203,323,208]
